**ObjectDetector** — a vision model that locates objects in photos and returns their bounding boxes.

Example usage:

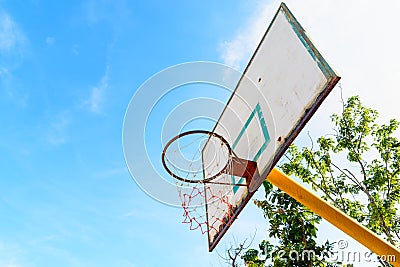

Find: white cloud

[0,261,21,267]
[0,11,26,70]
[83,0,104,25]
[0,13,17,51]
[87,87,103,113]
[82,66,109,113]
[281,0,400,127]
[218,0,400,125]
[0,66,9,76]
[82,0,130,26]
[0,11,25,54]
[46,111,71,145]
[218,1,279,70]
[0,10,28,106]
[72,45,79,55]
[0,241,24,267]
[0,65,29,107]
[45,36,55,46]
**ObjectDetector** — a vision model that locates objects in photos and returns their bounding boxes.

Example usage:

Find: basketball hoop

[162,130,260,186]
[161,130,261,236]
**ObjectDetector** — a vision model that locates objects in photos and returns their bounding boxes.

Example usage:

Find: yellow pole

[267,167,400,266]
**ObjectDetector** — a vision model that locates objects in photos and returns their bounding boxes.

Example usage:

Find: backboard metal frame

[206,2,340,251]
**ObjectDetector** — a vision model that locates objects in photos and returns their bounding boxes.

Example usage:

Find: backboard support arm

[267,168,400,266]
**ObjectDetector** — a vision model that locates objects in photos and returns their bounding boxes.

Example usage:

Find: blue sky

[1,0,400,266]
[0,1,253,266]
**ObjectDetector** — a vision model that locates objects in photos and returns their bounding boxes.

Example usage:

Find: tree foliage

[239,96,399,267]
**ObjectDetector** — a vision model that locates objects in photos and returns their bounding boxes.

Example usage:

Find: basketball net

[162,130,258,237]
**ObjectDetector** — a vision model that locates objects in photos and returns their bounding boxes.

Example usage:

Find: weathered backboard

[204,2,340,251]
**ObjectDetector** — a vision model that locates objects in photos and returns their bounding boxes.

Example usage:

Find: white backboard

[205,2,340,251]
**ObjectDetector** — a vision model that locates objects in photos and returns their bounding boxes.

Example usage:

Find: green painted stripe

[231,102,270,193]
[232,109,256,150]
[280,4,336,79]
[253,103,270,161]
